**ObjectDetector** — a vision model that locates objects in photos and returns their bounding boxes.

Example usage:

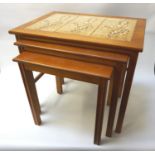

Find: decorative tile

[27,13,137,41]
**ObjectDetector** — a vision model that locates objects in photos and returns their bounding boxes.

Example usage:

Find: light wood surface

[13,52,113,79]
[14,39,129,63]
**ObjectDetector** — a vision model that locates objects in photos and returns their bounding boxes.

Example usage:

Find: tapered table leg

[118,67,126,97]
[107,65,125,106]
[115,54,138,133]
[61,77,65,84]
[55,76,63,94]
[94,80,107,145]
[106,68,120,137]
[18,64,41,125]
[107,78,113,106]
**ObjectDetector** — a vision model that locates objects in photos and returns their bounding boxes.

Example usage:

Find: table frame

[9,12,146,136]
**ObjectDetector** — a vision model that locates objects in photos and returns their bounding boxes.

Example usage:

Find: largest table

[9,11,146,135]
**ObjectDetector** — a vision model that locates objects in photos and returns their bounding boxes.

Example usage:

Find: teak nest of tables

[9,11,146,145]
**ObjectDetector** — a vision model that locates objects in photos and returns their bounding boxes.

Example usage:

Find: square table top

[9,11,146,52]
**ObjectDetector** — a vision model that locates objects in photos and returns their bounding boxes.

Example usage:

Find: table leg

[55,76,63,94]
[18,64,41,125]
[107,65,125,106]
[118,67,126,97]
[107,78,113,106]
[61,77,65,84]
[115,54,138,133]
[94,80,107,145]
[106,68,120,137]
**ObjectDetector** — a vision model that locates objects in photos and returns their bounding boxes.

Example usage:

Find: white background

[0,3,155,150]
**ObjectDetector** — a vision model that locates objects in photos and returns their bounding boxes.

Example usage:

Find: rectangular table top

[9,11,146,52]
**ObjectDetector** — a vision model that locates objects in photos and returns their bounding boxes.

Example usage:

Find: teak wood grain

[14,39,129,64]
[13,52,113,80]
[9,11,146,138]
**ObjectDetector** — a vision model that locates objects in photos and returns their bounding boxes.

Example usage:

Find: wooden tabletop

[13,51,113,79]
[9,11,146,52]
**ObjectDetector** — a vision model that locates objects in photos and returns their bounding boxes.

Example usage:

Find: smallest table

[13,51,114,145]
